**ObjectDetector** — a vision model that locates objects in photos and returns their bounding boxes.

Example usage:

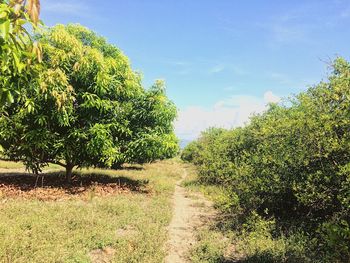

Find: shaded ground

[0,170,149,201]
[165,169,217,263]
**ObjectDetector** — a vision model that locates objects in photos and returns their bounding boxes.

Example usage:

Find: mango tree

[0,24,179,182]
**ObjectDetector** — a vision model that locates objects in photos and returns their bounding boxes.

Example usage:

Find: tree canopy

[0,24,179,181]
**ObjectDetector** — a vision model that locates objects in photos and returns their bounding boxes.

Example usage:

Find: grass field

[0,160,183,263]
[0,160,27,170]
[0,160,62,171]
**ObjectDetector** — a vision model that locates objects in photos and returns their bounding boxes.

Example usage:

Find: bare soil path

[165,169,217,263]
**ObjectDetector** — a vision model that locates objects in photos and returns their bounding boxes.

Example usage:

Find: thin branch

[47,160,67,168]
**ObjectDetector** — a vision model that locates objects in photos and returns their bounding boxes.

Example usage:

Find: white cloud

[175,91,281,140]
[264,91,281,103]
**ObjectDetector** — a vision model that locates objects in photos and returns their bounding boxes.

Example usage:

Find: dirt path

[165,169,216,263]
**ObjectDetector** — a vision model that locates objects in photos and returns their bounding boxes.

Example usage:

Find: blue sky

[41,0,350,140]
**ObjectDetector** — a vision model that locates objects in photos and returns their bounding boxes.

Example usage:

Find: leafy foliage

[0,24,179,180]
[0,0,41,105]
[124,80,179,165]
[182,58,350,262]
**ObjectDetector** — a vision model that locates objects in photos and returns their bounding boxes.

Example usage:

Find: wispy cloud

[210,64,225,74]
[266,71,320,91]
[172,61,189,66]
[333,0,350,18]
[163,59,194,75]
[216,16,244,38]
[258,0,350,48]
[42,0,91,17]
[256,4,324,47]
[340,7,350,18]
[269,24,307,44]
[165,60,191,67]
[232,65,248,76]
[176,69,192,75]
[175,91,281,140]
[223,86,236,91]
[267,72,292,85]
[209,63,248,76]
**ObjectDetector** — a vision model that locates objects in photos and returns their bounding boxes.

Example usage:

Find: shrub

[183,58,350,262]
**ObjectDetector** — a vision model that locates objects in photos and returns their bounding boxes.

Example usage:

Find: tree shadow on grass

[0,171,150,200]
[197,215,308,263]
[221,253,307,263]
[119,164,144,171]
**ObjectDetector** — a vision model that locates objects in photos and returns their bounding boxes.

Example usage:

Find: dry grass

[0,160,62,171]
[0,159,183,263]
[0,160,26,169]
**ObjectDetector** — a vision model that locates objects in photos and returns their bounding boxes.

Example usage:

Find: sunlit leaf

[0,19,10,40]
[26,0,40,25]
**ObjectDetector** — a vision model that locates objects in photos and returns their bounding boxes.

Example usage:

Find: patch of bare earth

[165,169,217,263]
[0,170,148,201]
[115,225,138,237]
[89,247,116,263]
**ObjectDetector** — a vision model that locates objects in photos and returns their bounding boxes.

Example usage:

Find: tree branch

[47,160,67,168]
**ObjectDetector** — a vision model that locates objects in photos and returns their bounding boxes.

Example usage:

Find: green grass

[190,229,231,263]
[0,160,26,169]
[0,160,62,170]
[0,159,183,263]
[181,164,233,212]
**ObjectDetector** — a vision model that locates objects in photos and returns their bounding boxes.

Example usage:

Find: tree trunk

[66,164,74,183]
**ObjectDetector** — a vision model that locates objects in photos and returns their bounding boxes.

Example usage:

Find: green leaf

[6,90,14,104]
[0,11,7,19]
[0,19,10,41]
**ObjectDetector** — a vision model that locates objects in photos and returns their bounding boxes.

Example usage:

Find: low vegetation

[182,58,350,263]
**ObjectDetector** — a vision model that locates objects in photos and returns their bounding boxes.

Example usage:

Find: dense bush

[182,58,350,262]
